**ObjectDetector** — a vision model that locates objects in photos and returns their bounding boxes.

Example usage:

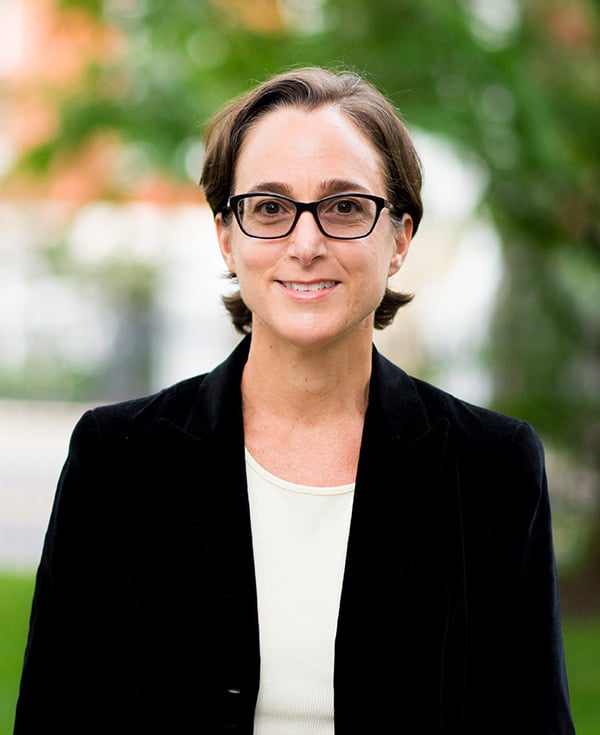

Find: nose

[286,210,327,264]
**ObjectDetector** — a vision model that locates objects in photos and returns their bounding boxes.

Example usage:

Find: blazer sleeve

[14,410,128,734]
[464,420,575,734]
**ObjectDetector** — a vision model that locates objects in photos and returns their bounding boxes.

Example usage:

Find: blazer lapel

[335,347,453,672]
[161,420,259,640]
[336,412,450,649]
[158,336,259,644]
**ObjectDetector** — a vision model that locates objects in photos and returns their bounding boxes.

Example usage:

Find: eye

[333,198,362,215]
[249,196,294,220]
[258,200,283,215]
[321,196,369,223]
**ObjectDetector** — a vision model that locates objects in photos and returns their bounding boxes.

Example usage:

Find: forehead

[234,105,386,195]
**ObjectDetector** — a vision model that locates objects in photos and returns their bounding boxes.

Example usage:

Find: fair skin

[216,105,413,485]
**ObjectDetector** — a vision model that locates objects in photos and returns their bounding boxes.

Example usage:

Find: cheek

[230,242,277,286]
[370,241,398,280]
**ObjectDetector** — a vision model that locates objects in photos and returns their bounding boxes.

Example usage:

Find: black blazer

[15,336,575,734]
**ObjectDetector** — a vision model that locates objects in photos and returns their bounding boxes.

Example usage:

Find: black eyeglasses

[226,192,393,240]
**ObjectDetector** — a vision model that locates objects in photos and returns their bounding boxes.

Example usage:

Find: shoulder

[70,373,208,445]
[413,375,542,458]
[409,376,548,522]
[68,337,250,451]
[381,360,550,540]
[416,381,546,500]
[374,350,545,479]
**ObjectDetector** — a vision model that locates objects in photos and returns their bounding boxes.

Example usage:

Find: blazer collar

[368,345,434,445]
[179,334,252,441]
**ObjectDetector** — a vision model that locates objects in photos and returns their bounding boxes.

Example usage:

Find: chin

[281,318,369,351]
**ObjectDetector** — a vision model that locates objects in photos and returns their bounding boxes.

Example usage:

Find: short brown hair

[199,65,423,334]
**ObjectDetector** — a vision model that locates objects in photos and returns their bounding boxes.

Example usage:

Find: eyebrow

[243,179,372,199]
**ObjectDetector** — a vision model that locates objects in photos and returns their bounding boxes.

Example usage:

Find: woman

[15,66,575,734]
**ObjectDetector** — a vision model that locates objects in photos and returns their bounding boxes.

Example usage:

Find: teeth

[283,281,336,291]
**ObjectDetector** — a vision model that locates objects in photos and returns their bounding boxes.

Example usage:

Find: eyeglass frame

[225,191,395,240]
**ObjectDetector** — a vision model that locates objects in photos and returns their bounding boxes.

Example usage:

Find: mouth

[280,280,338,292]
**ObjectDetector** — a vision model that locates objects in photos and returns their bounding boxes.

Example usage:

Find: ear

[388,214,413,276]
[216,213,236,273]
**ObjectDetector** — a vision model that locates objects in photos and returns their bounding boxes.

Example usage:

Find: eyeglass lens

[235,194,380,238]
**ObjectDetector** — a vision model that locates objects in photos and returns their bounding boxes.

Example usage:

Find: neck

[242,335,372,425]
[241,331,373,485]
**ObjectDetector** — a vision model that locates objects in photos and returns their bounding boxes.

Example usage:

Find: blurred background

[1,0,599,731]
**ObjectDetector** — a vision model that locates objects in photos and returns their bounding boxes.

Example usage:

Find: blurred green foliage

[6,0,600,568]
[16,0,598,453]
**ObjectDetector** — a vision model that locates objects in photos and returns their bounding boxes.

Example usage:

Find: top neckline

[244,448,355,496]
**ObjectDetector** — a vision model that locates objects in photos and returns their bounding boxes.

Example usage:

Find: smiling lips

[281,280,338,292]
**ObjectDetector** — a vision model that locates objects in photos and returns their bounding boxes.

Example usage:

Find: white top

[245,449,355,735]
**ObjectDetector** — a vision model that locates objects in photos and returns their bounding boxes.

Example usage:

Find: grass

[563,617,600,735]
[1,572,599,734]
[0,572,35,735]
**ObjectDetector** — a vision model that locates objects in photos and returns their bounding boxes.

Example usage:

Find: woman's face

[216,104,413,351]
